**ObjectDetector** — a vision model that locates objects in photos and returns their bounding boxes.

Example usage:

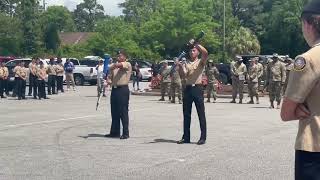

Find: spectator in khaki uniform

[281,1,320,179]
[205,59,219,103]
[255,57,264,91]
[170,59,182,104]
[16,61,27,100]
[47,58,57,95]
[12,61,21,97]
[265,53,286,109]
[230,56,247,104]
[247,58,259,104]
[283,57,294,95]
[37,61,49,100]
[55,58,64,93]
[105,50,132,140]
[176,41,208,145]
[0,62,8,98]
[28,58,37,96]
[159,61,171,101]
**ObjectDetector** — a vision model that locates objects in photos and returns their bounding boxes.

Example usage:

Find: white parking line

[0,108,154,130]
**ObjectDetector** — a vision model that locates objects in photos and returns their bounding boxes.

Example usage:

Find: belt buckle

[192,84,196,87]
[114,86,117,88]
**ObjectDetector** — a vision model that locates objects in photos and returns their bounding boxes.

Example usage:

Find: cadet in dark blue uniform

[105,50,132,139]
[176,41,208,145]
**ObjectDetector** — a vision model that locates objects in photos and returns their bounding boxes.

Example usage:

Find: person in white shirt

[96,60,106,97]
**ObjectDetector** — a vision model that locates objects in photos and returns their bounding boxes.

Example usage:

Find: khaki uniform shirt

[266,60,286,83]
[285,45,320,152]
[47,64,57,76]
[185,58,205,85]
[248,64,259,83]
[37,68,47,80]
[205,66,219,84]
[171,67,181,84]
[110,62,132,86]
[257,63,264,79]
[29,63,37,76]
[0,67,4,79]
[13,66,21,78]
[231,62,247,81]
[161,67,171,83]
[56,64,64,76]
[3,67,8,79]
[17,67,28,80]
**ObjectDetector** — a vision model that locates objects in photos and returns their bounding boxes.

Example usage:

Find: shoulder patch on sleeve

[293,57,306,71]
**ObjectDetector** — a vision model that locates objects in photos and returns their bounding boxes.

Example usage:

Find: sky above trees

[46,0,124,16]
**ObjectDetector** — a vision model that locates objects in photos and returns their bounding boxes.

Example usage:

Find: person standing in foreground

[281,1,320,179]
[176,41,208,145]
[105,50,132,140]
[37,61,49,100]
[16,61,27,100]
[247,58,260,104]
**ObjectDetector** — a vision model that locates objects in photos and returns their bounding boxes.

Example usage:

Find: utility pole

[223,0,226,62]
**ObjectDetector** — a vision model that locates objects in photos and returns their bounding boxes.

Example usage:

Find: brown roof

[59,32,95,46]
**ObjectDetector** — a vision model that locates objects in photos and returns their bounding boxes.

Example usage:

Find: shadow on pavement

[147,138,178,144]
[78,134,107,139]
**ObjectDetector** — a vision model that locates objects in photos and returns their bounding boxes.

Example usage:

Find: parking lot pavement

[0,85,297,180]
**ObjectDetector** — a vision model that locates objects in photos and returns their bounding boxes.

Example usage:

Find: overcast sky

[45,0,125,16]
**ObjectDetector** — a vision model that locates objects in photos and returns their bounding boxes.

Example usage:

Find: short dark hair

[301,13,320,36]
[117,49,128,58]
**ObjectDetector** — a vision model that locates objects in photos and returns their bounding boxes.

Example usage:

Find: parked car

[5,58,49,91]
[129,59,152,81]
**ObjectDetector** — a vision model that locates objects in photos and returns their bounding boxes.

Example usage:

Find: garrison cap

[235,55,243,61]
[272,53,279,58]
[208,59,214,63]
[302,0,320,15]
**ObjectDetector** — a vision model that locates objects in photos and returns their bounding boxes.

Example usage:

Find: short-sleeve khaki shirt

[285,45,320,152]
[110,62,132,86]
[185,59,205,85]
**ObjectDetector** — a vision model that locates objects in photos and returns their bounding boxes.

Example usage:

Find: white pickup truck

[62,58,99,86]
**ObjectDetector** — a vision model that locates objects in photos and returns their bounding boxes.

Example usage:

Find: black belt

[112,85,128,89]
[185,84,202,88]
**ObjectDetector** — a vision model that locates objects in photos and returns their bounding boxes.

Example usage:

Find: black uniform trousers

[37,79,46,99]
[12,78,18,96]
[110,85,130,136]
[0,78,6,97]
[29,74,38,97]
[56,76,64,92]
[295,150,320,180]
[182,85,207,141]
[47,75,56,94]
[16,77,26,99]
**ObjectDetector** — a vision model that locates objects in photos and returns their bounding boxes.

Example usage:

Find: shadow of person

[78,134,106,139]
[147,138,178,144]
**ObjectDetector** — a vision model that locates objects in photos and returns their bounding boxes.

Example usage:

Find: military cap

[235,55,243,61]
[208,59,214,63]
[302,0,320,15]
[272,53,279,59]
[39,61,44,65]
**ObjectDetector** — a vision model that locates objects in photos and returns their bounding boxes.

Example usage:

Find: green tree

[227,27,261,56]
[44,23,61,53]
[41,6,76,32]
[19,0,41,55]
[73,0,105,32]
[0,13,22,55]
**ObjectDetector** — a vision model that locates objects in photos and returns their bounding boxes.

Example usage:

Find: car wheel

[74,74,84,86]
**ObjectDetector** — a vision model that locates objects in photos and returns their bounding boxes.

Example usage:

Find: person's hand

[295,104,311,120]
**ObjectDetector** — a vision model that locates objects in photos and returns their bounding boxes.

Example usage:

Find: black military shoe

[177,139,190,144]
[247,101,254,104]
[171,100,175,104]
[230,100,236,103]
[158,98,165,101]
[197,139,206,145]
[120,135,129,139]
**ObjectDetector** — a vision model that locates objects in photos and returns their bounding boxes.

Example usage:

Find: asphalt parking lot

[0,84,297,180]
